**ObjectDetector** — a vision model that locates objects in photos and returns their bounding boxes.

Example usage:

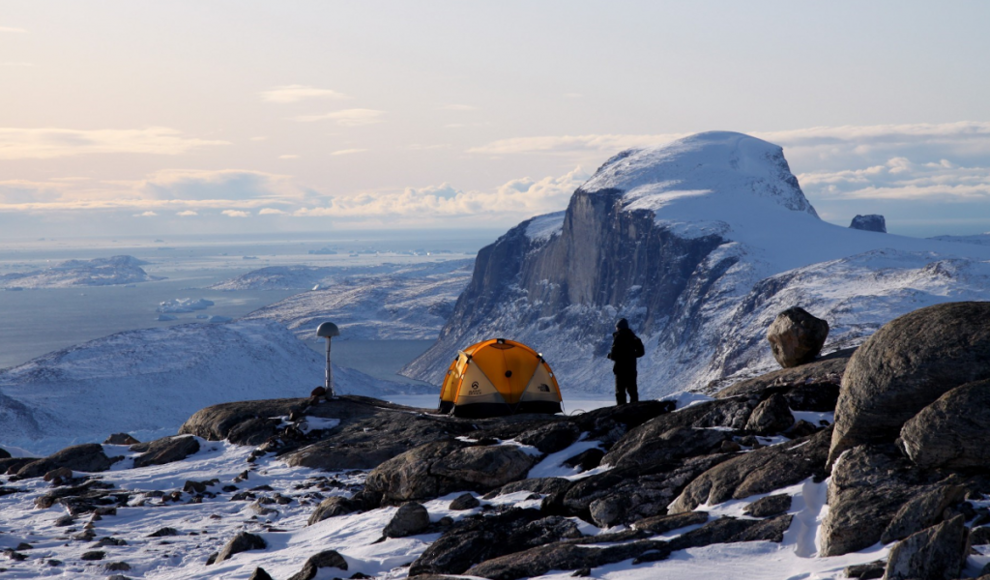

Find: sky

[2,1,990,239]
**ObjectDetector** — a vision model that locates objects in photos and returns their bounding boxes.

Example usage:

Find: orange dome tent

[438,338,563,417]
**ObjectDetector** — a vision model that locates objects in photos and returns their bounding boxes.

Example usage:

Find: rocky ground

[2,301,990,579]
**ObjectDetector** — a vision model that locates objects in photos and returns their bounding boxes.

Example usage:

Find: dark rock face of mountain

[403,186,733,386]
[849,214,886,233]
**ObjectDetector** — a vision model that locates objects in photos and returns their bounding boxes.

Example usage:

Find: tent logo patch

[470,381,481,393]
[538,383,550,392]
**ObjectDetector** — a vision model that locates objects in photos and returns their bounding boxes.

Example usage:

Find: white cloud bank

[0,127,229,160]
[294,167,588,221]
[260,85,349,103]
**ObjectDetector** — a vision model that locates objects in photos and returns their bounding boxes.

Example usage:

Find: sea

[0,230,499,383]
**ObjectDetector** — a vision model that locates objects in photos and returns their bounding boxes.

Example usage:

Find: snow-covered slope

[404,132,990,396]
[0,436,893,580]
[242,260,473,342]
[0,255,157,289]
[0,320,426,455]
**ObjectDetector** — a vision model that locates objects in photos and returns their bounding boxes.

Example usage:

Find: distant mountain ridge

[403,131,990,396]
[0,255,157,289]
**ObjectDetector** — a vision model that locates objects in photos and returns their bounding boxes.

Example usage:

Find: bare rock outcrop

[899,379,990,470]
[849,214,886,233]
[131,436,200,468]
[829,301,990,466]
[668,426,831,514]
[15,444,114,479]
[819,444,930,556]
[365,440,538,504]
[883,515,968,580]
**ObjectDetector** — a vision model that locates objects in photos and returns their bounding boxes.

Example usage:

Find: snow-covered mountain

[241,260,473,342]
[0,320,427,455]
[0,255,157,289]
[403,131,990,396]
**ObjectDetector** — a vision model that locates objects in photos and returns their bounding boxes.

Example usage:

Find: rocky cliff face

[403,132,990,396]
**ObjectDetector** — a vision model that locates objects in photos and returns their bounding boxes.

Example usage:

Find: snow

[524,211,566,242]
[242,260,473,342]
[0,442,896,580]
[0,255,158,289]
[0,320,427,456]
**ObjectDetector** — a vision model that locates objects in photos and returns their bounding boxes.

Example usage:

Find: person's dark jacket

[607,328,645,375]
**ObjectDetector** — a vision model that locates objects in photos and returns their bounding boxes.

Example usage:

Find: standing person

[607,318,645,405]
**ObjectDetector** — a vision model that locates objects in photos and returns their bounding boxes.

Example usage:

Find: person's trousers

[615,372,638,405]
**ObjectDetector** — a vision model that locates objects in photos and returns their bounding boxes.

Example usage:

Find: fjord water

[0,230,495,373]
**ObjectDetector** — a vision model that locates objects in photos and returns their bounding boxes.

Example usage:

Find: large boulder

[744,393,795,435]
[829,302,990,465]
[410,509,582,576]
[899,380,990,470]
[286,550,348,580]
[883,515,968,580]
[214,532,266,563]
[366,440,538,504]
[15,444,114,479]
[668,426,831,514]
[766,307,829,368]
[131,436,200,468]
[384,502,431,538]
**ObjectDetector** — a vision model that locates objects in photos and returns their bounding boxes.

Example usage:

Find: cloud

[222,209,249,218]
[177,210,198,216]
[0,62,33,67]
[278,154,299,159]
[0,168,307,213]
[331,148,367,156]
[293,167,589,222]
[468,133,689,155]
[438,104,477,111]
[135,211,157,217]
[292,109,385,126]
[140,169,300,202]
[259,208,287,215]
[249,136,268,141]
[798,157,990,202]
[0,127,229,160]
[468,122,990,160]
[0,26,27,33]
[260,85,349,103]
